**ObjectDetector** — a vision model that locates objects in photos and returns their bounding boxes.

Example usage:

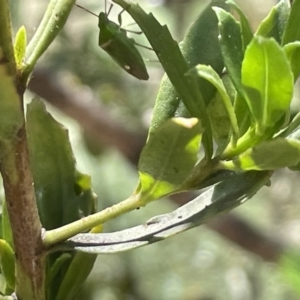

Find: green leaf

[206,92,231,151]
[54,224,102,300]
[213,6,253,139]
[284,41,300,81]
[1,201,13,250]
[234,93,251,137]
[136,118,202,203]
[0,51,23,142]
[14,26,27,69]
[75,171,97,217]
[45,253,72,300]
[226,0,253,51]
[116,0,227,158]
[189,65,239,142]
[282,0,300,45]
[177,1,226,106]
[65,171,270,254]
[46,253,72,289]
[55,252,97,300]
[27,98,98,299]
[279,250,300,296]
[26,98,80,230]
[256,0,290,43]
[227,138,300,170]
[241,36,294,135]
[213,7,244,98]
[0,239,15,291]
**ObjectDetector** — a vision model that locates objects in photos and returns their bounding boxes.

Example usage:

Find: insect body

[98,8,149,80]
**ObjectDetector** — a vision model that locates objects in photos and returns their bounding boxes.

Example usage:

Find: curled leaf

[14,26,27,69]
[136,118,202,203]
[0,239,15,290]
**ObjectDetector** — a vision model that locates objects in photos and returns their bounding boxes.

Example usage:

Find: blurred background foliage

[3,0,300,299]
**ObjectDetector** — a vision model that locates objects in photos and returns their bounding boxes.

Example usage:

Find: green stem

[178,157,219,191]
[221,126,262,159]
[43,194,143,247]
[22,0,76,81]
[0,0,16,75]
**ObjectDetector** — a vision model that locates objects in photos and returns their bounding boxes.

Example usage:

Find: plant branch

[22,0,76,80]
[43,194,142,247]
[31,69,287,261]
[0,125,45,300]
[0,1,48,295]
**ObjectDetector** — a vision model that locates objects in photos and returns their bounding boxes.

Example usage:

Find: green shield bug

[76,2,149,80]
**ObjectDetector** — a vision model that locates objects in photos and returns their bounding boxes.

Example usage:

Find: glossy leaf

[229,138,300,170]
[189,65,239,142]
[206,92,231,151]
[75,171,97,217]
[256,0,290,43]
[46,253,73,300]
[213,6,252,138]
[27,98,98,299]
[27,98,80,230]
[0,52,23,142]
[136,118,202,203]
[65,171,269,254]
[226,0,253,51]
[284,41,300,81]
[0,239,15,291]
[213,7,244,98]
[234,93,251,137]
[242,36,294,135]
[1,201,13,249]
[54,225,102,300]
[122,0,227,158]
[55,252,97,300]
[46,253,72,292]
[14,26,27,69]
[282,0,300,45]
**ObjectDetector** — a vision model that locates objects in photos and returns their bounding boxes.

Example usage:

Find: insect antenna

[75,4,98,18]
[107,3,113,16]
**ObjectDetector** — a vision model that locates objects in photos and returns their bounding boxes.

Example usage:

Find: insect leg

[125,28,143,35]
[117,9,126,27]
[134,42,153,51]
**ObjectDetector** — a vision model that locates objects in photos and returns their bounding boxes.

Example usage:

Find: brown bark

[0,123,45,299]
